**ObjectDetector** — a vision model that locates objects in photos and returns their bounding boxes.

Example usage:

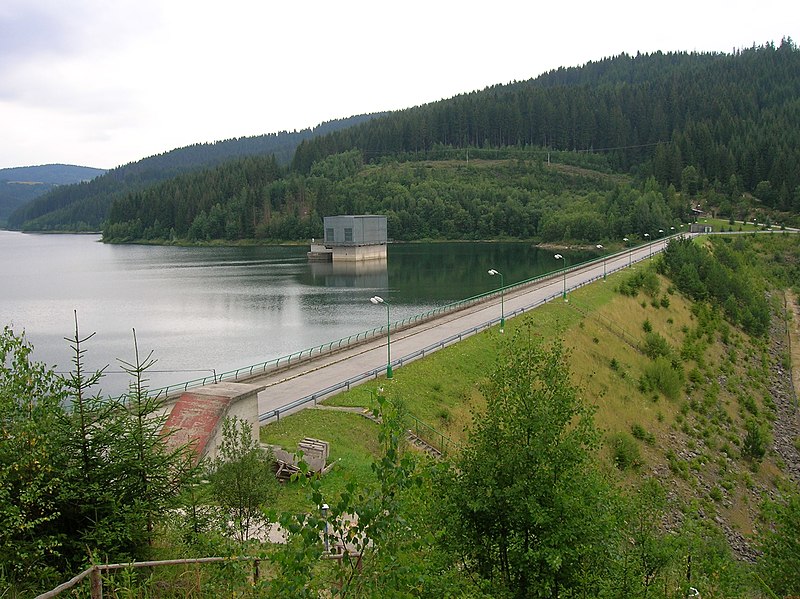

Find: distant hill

[0,164,105,226]
[6,113,379,231]
[0,164,105,185]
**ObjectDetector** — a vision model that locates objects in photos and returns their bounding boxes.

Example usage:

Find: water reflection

[306,259,389,289]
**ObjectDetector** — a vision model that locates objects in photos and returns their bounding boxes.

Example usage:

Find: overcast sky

[0,0,796,171]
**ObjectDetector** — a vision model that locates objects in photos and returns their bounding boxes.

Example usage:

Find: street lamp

[370,296,392,379]
[321,503,330,553]
[644,232,651,258]
[596,244,606,280]
[554,253,567,300]
[623,237,631,266]
[487,269,505,332]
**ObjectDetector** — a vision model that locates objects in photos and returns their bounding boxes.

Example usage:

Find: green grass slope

[262,237,800,555]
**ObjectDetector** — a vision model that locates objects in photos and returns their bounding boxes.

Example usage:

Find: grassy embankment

[261,247,794,537]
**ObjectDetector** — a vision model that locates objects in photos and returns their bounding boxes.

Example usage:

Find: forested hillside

[18,41,800,238]
[104,149,683,244]
[292,40,800,207]
[0,164,104,226]
[100,41,800,244]
[6,114,377,231]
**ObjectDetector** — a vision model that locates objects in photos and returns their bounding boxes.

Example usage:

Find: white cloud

[0,0,796,169]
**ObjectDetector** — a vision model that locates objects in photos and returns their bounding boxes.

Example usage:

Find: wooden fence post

[90,566,103,599]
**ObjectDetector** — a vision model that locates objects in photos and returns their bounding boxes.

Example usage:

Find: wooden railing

[35,556,261,599]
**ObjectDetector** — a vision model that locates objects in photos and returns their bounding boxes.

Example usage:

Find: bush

[742,419,769,461]
[666,450,689,479]
[618,269,660,297]
[631,423,656,445]
[643,331,673,359]
[640,356,684,400]
[757,492,800,595]
[609,432,642,470]
[740,394,758,416]
[642,319,653,333]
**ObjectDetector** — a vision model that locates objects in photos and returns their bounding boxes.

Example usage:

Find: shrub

[640,356,684,400]
[757,492,800,595]
[631,423,656,445]
[643,331,672,359]
[618,268,660,297]
[642,319,653,333]
[740,395,758,416]
[742,419,769,461]
[609,432,642,470]
[641,271,661,297]
[666,450,688,479]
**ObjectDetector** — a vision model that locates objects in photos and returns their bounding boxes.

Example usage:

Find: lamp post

[554,253,567,300]
[644,232,651,258]
[487,269,505,332]
[370,296,392,379]
[321,503,330,553]
[596,244,606,280]
[623,237,631,266]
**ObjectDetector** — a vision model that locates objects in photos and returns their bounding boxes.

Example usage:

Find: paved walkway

[247,235,679,423]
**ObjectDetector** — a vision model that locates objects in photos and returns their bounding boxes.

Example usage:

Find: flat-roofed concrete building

[308,215,388,262]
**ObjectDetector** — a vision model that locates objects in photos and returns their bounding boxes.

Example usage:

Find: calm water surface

[2,232,589,395]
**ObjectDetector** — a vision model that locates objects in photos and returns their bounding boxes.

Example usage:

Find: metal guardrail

[406,412,460,455]
[258,248,645,424]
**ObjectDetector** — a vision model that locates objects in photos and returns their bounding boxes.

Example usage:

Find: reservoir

[1,232,591,396]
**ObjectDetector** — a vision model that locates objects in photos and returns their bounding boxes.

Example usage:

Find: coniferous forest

[98,41,800,244]
[7,41,800,239]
